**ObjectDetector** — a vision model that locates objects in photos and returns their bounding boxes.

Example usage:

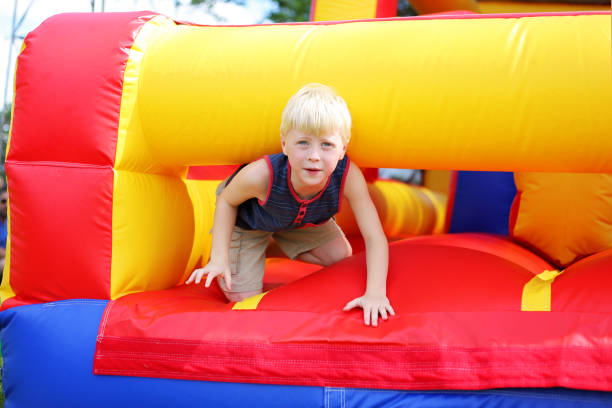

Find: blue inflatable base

[1,300,611,408]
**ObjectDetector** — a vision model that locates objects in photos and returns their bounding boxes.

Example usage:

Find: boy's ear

[339,143,347,159]
[280,133,287,155]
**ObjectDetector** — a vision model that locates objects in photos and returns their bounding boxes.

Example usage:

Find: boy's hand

[186,261,232,290]
[343,294,395,327]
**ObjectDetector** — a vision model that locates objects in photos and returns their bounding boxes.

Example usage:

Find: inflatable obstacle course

[1,7,612,408]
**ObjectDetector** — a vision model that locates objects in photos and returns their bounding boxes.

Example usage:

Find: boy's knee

[338,239,352,261]
[321,238,352,266]
[295,236,352,267]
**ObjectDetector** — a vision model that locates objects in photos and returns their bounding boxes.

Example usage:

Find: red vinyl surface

[4,163,114,306]
[376,0,399,18]
[95,234,612,390]
[187,165,239,180]
[8,12,157,165]
[552,247,612,312]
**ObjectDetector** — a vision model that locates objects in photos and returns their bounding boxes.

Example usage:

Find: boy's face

[281,129,346,194]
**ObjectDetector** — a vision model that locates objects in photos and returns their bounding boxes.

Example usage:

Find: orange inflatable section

[510,173,612,268]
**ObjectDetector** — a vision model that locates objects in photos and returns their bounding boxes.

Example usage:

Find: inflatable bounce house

[1,0,612,406]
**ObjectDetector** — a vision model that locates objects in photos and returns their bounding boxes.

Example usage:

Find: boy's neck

[289,172,328,201]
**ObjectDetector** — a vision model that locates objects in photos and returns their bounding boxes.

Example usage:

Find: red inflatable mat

[94,234,612,390]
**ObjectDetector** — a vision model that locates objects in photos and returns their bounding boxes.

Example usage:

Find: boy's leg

[273,220,352,266]
[214,179,270,302]
[216,227,271,303]
[295,235,352,266]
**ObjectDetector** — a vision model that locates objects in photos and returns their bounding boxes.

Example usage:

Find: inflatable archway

[1,9,612,408]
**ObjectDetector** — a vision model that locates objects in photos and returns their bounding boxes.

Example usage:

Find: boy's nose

[308,148,321,161]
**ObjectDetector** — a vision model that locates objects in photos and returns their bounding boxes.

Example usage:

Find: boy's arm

[342,164,395,327]
[186,159,270,290]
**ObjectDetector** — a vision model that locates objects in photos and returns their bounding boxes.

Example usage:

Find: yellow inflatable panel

[139,15,612,172]
[111,171,196,298]
[114,15,183,176]
[184,179,218,271]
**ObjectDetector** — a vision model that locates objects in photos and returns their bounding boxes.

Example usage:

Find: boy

[186,83,394,327]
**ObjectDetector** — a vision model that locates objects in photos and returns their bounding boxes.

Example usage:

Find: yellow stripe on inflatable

[521,269,562,311]
[313,0,378,21]
[139,15,612,172]
[0,42,26,304]
[0,199,14,304]
[232,292,268,310]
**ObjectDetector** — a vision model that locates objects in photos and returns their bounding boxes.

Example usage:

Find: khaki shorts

[215,180,346,293]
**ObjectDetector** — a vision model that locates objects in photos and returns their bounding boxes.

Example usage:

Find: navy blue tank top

[228,153,350,232]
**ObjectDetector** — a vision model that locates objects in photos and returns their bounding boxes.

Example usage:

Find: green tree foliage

[190,0,245,8]
[267,0,310,23]
[262,0,416,22]
[1,104,10,178]
[191,0,310,22]
[1,104,11,135]
[397,0,417,16]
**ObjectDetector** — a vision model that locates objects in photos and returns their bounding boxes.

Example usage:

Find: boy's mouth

[305,168,322,175]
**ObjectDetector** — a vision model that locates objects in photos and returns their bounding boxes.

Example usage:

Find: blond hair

[280,83,352,145]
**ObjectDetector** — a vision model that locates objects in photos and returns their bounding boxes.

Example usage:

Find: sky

[0,0,274,120]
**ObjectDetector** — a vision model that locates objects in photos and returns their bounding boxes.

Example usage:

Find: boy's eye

[321,142,333,148]
[297,140,308,145]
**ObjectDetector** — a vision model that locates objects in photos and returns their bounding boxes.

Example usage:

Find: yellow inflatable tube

[337,181,446,238]
[139,14,611,172]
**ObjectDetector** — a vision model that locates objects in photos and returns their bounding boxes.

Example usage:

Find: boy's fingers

[185,274,193,284]
[343,298,358,311]
[387,304,396,316]
[371,308,378,327]
[225,270,232,291]
[363,306,370,326]
[204,272,213,288]
[380,307,388,320]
